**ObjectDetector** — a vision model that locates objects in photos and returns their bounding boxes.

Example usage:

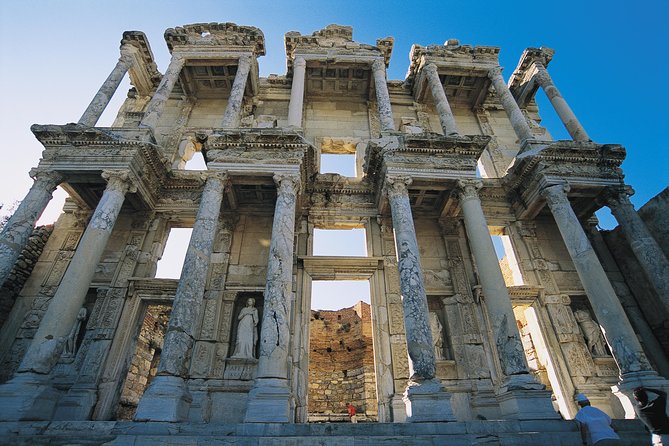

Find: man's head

[575,393,590,407]
[633,387,648,405]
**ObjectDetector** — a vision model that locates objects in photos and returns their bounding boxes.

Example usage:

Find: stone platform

[0,420,648,445]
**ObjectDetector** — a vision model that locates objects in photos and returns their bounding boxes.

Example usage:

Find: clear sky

[1,1,667,309]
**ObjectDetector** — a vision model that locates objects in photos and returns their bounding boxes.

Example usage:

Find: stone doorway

[115,304,171,420]
[307,280,377,423]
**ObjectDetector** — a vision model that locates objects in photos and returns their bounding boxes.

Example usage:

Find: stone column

[134,173,226,422]
[78,44,136,127]
[221,54,253,128]
[372,59,395,132]
[601,186,669,313]
[533,63,590,141]
[287,57,306,128]
[423,64,459,136]
[541,184,654,379]
[0,170,62,288]
[139,54,186,129]
[457,179,557,419]
[245,173,300,422]
[0,170,134,421]
[385,175,454,422]
[488,67,534,144]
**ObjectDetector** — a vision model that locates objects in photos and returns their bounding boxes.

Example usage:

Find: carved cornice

[284,24,391,71]
[121,31,162,90]
[508,47,555,92]
[164,23,265,56]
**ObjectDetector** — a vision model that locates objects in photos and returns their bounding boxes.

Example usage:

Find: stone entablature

[507,47,555,107]
[165,23,265,56]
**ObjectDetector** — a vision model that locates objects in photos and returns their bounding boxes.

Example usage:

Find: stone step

[0,420,648,445]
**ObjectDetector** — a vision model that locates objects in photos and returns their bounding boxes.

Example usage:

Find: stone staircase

[0,419,648,445]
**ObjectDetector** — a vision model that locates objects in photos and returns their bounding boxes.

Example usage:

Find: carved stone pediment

[165,23,265,56]
[284,24,392,71]
[504,140,626,219]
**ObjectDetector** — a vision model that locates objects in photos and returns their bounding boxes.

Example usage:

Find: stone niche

[308,301,377,422]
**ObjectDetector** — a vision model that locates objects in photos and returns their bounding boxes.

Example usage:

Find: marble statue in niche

[231,298,259,359]
[574,309,609,357]
[429,311,445,361]
[62,307,87,359]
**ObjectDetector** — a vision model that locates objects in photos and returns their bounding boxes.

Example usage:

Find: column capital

[371,58,386,72]
[118,43,139,63]
[273,173,301,195]
[101,170,137,194]
[293,56,306,68]
[199,171,229,187]
[540,183,570,207]
[455,179,483,201]
[599,185,635,210]
[28,168,63,190]
[533,64,552,87]
[237,53,253,68]
[488,66,504,79]
[384,175,412,199]
[423,63,438,75]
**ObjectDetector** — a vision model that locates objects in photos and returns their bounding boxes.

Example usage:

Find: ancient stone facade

[0,22,666,434]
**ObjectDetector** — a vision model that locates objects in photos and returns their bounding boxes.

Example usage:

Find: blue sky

[1,1,667,308]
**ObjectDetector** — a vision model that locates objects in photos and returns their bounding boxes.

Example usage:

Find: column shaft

[139,55,186,129]
[287,57,306,127]
[19,171,133,373]
[542,184,652,375]
[534,64,590,141]
[385,176,435,380]
[457,180,529,376]
[424,64,459,136]
[605,187,669,313]
[372,59,395,131]
[0,171,62,287]
[221,55,253,128]
[158,175,225,376]
[256,174,300,378]
[78,46,135,127]
[488,67,534,143]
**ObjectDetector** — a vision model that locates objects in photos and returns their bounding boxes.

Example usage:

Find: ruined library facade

[0,22,668,430]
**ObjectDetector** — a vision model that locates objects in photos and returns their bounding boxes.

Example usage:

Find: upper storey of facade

[30,23,626,222]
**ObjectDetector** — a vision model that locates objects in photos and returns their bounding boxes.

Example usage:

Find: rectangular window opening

[313,228,367,257]
[155,227,193,279]
[319,153,357,177]
[490,230,524,286]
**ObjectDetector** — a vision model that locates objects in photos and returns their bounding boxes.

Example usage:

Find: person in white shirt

[574,393,621,445]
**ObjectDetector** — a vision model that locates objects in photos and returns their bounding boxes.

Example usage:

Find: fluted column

[221,54,253,128]
[541,183,653,377]
[0,170,62,287]
[602,185,669,314]
[287,57,306,127]
[245,173,300,422]
[423,63,459,136]
[0,170,134,421]
[385,176,435,380]
[372,59,395,131]
[78,44,137,127]
[139,54,186,129]
[533,63,590,141]
[135,173,226,422]
[456,179,529,376]
[488,67,534,144]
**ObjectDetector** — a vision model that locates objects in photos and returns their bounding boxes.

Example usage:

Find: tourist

[633,387,669,446]
[346,403,357,423]
[574,393,621,445]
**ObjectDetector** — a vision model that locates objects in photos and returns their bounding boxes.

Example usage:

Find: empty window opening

[308,279,376,422]
[184,151,207,170]
[320,153,356,177]
[313,228,367,257]
[34,186,67,225]
[490,230,524,286]
[116,304,171,420]
[155,228,193,279]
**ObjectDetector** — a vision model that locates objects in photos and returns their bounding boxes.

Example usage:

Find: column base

[496,374,560,420]
[244,378,293,423]
[0,372,62,421]
[403,379,455,422]
[53,385,97,420]
[391,394,407,422]
[613,371,669,418]
[134,375,192,422]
